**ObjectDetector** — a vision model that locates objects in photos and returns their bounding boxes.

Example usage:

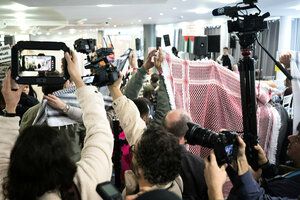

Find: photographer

[108,55,183,198]
[204,134,300,200]
[163,110,208,200]
[0,51,113,200]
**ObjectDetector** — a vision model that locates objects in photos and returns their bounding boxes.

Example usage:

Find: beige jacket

[112,95,183,199]
[0,86,114,200]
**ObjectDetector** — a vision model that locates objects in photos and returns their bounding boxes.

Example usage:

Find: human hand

[44,94,66,110]
[249,165,262,181]
[143,49,157,71]
[1,70,26,113]
[236,136,249,175]
[254,144,268,166]
[64,50,84,88]
[129,50,137,68]
[204,150,227,200]
[107,72,124,100]
[279,52,291,69]
[154,47,164,73]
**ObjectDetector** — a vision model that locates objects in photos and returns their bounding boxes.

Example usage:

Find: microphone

[212,6,236,16]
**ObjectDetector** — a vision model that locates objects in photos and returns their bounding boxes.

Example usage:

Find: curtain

[290,18,300,51]
[253,20,280,78]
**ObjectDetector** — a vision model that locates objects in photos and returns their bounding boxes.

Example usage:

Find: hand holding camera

[1,70,26,113]
[64,50,85,88]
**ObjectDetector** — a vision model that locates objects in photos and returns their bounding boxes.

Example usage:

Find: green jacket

[124,67,171,126]
[20,103,84,163]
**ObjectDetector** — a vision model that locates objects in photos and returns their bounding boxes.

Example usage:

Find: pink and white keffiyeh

[161,52,280,163]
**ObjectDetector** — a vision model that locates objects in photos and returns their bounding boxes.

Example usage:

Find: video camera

[212,0,270,49]
[185,122,239,166]
[11,41,70,85]
[74,38,119,87]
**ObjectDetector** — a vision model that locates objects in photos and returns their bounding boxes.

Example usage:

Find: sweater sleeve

[124,67,148,100]
[239,170,296,200]
[66,106,83,123]
[73,86,114,199]
[0,116,20,193]
[152,74,172,126]
[112,95,146,146]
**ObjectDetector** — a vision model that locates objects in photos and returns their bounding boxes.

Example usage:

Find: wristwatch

[2,109,17,117]
[63,104,70,113]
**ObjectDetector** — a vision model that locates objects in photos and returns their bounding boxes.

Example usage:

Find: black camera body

[227,14,268,33]
[74,38,96,54]
[74,38,119,87]
[186,122,239,166]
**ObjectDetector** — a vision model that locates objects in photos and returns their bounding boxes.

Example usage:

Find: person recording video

[0,50,114,200]
[204,123,300,200]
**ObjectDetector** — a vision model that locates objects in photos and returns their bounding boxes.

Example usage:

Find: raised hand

[1,70,26,113]
[64,50,85,88]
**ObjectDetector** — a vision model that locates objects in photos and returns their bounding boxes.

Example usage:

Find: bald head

[163,109,192,138]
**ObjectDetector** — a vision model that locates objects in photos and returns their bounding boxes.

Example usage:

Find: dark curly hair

[135,126,181,185]
[2,125,77,200]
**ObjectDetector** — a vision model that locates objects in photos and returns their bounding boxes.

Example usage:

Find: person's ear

[142,115,147,122]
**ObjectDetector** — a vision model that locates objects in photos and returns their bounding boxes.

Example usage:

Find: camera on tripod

[185,122,239,166]
[74,38,119,87]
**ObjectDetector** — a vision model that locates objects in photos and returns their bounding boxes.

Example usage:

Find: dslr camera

[74,38,119,87]
[186,122,239,166]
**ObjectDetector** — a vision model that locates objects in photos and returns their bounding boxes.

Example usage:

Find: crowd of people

[0,46,299,200]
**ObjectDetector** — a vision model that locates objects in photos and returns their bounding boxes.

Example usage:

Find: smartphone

[96,182,123,200]
[156,37,161,50]
[22,55,55,72]
[82,75,95,85]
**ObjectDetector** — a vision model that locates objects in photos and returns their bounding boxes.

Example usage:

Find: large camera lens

[185,122,219,148]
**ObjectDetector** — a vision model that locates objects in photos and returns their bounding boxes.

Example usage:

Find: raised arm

[124,49,157,100]
[64,51,114,198]
[0,71,25,189]
[108,73,146,146]
[152,48,172,126]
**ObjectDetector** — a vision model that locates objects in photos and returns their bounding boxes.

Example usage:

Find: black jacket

[16,93,39,119]
[180,145,208,200]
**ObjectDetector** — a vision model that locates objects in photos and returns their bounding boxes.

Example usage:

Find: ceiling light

[130,22,134,25]
[107,17,112,20]
[97,4,113,8]
[138,19,142,22]
[160,13,164,16]
[291,5,300,10]
[37,32,42,35]
[180,16,184,19]
[3,3,29,11]
[46,32,50,36]
[14,13,27,20]
[189,8,211,14]
[69,29,76,34]
[114,25,117,27]
[182,0,187,1]
[173,7,177,10]
[58,32,62,35]
[148,17,152,20]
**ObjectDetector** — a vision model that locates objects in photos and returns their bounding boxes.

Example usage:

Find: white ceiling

[0,0,300,35]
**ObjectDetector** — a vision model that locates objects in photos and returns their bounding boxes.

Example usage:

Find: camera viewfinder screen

[225,144,233,156]
[23,55,55,72]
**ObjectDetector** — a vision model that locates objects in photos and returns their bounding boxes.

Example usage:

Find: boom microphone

[212,6,238,16]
